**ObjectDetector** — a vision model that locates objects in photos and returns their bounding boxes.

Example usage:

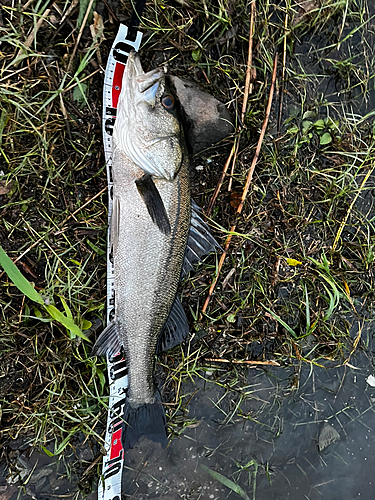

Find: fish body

[94,52,217,450]
[111,141,191,408]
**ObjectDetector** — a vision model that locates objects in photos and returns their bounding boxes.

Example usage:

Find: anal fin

[157,296,189,352]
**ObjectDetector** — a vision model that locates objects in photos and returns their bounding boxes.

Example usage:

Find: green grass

[1,0,375,496]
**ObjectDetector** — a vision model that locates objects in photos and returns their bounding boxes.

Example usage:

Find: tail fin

[122,394,167,451]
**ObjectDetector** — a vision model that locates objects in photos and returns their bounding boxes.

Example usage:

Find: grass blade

[261,304,297,338]
[45,304,90,342]
[201,464,250,500]
[0,245,44,305]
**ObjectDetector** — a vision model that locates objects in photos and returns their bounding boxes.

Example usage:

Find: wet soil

[1,0,375,499]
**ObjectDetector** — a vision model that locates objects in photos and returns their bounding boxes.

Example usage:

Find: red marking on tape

[112,63,125,108]
[110,427,123,460]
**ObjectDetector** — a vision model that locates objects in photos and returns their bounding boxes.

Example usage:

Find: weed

[0,0,375,497]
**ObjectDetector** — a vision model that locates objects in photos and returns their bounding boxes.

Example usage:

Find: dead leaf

[230,191,242,210]
[90,12,105,43]
[0,180,12,195]
[318,423,340,451]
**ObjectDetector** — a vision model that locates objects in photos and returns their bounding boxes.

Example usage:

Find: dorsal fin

[182,201,219,275]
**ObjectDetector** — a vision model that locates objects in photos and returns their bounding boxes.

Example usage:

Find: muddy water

[115,313,375,500]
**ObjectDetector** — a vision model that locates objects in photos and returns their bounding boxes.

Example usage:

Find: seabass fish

[93,52,217,450]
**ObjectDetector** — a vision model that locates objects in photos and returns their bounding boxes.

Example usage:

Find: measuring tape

[98,24,142,500]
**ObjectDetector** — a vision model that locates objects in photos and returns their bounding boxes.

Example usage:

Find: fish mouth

[128,51,163,106]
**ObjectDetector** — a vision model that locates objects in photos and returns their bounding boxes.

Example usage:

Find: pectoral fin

[135,174,171,235]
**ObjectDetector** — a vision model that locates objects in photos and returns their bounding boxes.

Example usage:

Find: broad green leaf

[287,125,299,135]
[0,245,44,304]
[86,239,105,256]
[73,80,89,108]
[81,319,92,330]
[60,296,73,318]
[73,82,88,104]
[314,119,325,130]
[44,304,90,342]
[201,465,250,500]
[301,120,313,134]
[96,367,106,393]
[192,49,201,61]
[319,132,332,145]
[302,110,317,120]
[34,307,43,318]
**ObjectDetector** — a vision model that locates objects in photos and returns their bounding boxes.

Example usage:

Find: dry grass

[0,0,375,493]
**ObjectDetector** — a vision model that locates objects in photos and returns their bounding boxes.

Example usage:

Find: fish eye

[161,94,175,110]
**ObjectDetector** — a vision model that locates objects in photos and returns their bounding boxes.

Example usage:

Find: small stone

[170,76,234,154]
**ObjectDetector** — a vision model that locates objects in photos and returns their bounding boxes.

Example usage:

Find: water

[115,315,375,499]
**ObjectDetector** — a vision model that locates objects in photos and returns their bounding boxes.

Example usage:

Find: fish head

[114,51,185,181]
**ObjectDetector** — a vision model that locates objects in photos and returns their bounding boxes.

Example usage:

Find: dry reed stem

[67,0,95,72]
[227,139,240,192]
[205,358,280,366]
[207,0,256,214]
[202,53,278,313]
[241,0,256,122]
[277,11,288,133]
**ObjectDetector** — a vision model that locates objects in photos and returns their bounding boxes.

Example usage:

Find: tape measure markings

[98,24,142,500]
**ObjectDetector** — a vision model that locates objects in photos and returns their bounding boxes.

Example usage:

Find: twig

[227,139,240,192]
[206,143,235,217]
[59,0,79,25]
[67,0,95,73]
[207,1,255,214]
[241,0,256,123]
[21,0,35,12]
[205,358,280,366]
[16,8,51,62]
[202,53,278,313]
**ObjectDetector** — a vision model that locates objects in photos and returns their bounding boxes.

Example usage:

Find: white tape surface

[98,24,142,500]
